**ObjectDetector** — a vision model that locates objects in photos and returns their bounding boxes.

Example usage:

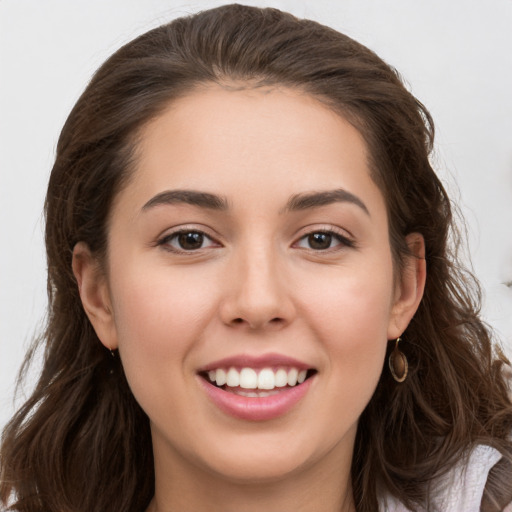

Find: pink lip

[198,353,312,372]
[198,374,315,422]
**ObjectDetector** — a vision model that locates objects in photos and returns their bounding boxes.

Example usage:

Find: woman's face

[76,85,424,485]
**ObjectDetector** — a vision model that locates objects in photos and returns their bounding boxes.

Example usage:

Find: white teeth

[216,368,227,386]
[274,368,288,387]
[226,368,240,387]
[287,368,298,386]
[258,368,275,390]
[207,366,311,390]
[239,368,258,389]
[231,389,281,398]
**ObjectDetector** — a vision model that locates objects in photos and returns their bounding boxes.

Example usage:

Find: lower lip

[199,376,314,421]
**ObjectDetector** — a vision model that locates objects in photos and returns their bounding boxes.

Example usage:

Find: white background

[1,0,512,433]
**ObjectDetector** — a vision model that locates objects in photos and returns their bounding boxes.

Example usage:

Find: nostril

[229,316,286,329]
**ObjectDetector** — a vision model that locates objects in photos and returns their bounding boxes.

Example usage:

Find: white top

[378,444,512,511]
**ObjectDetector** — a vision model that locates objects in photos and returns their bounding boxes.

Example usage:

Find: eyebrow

[283,189,370,216]
[142,190,229,211]
[141,187,369,216]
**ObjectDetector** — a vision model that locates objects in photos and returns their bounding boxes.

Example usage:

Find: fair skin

[73,85,426,512]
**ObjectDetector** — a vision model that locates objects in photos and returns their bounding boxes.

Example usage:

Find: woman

[1,4,511,511]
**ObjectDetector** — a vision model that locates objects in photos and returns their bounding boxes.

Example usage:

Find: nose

[219,244,295,331]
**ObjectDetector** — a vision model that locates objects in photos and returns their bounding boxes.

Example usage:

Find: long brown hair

[1,5,511,511]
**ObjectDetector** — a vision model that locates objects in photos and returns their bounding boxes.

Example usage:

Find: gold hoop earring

[389,337,408,383]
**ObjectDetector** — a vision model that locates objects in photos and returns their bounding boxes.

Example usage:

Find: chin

[190,430,334,485]
[207,453,309,485]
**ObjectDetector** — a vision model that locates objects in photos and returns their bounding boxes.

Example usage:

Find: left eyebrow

[142,189,229,212]
[282,189,370,216]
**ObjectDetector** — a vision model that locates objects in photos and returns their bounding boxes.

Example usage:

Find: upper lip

[198,353,313,372]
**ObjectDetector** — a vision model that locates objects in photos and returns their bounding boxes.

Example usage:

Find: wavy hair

[1,4,512,511]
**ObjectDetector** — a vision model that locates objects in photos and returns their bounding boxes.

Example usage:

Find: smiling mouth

[200,367,317,397]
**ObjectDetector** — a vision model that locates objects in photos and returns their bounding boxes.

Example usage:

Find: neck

[147,442,356,512]
[148,479,355,512]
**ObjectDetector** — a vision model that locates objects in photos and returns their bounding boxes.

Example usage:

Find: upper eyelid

[161,229,215,242]
[154,223,354,247]
[157,225,221,242]
[293,224,354,241]
[295,232,352,246]
[291,226,356,251]
[157,229,221,254]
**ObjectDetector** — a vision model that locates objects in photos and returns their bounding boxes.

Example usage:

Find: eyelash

[156,227,355,254]
[157,229,219,253]
[294,229,355,252]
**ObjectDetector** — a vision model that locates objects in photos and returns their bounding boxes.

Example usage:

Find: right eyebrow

[141,189,229,212]
[282,188,370,216]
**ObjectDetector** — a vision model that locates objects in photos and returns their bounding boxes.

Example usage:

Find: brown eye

[160,230,217,252]
[308,232,333,250]
[295,230,353,251]
[177,232,204,250]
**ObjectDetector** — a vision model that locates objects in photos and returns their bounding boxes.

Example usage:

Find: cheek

[299,258,394,409]
[111,266,212,349]
[302,258,394,345]
[107,263,221,430]
[323,282,390,366]
[107,263,220,404]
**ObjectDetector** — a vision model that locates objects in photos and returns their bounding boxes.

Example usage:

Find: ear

[387,233,426,339]
[72,242,118,350]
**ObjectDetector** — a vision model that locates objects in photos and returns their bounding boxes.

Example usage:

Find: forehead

[117,85,386,217]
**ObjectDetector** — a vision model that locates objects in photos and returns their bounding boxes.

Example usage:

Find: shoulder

[378,444,506,512]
